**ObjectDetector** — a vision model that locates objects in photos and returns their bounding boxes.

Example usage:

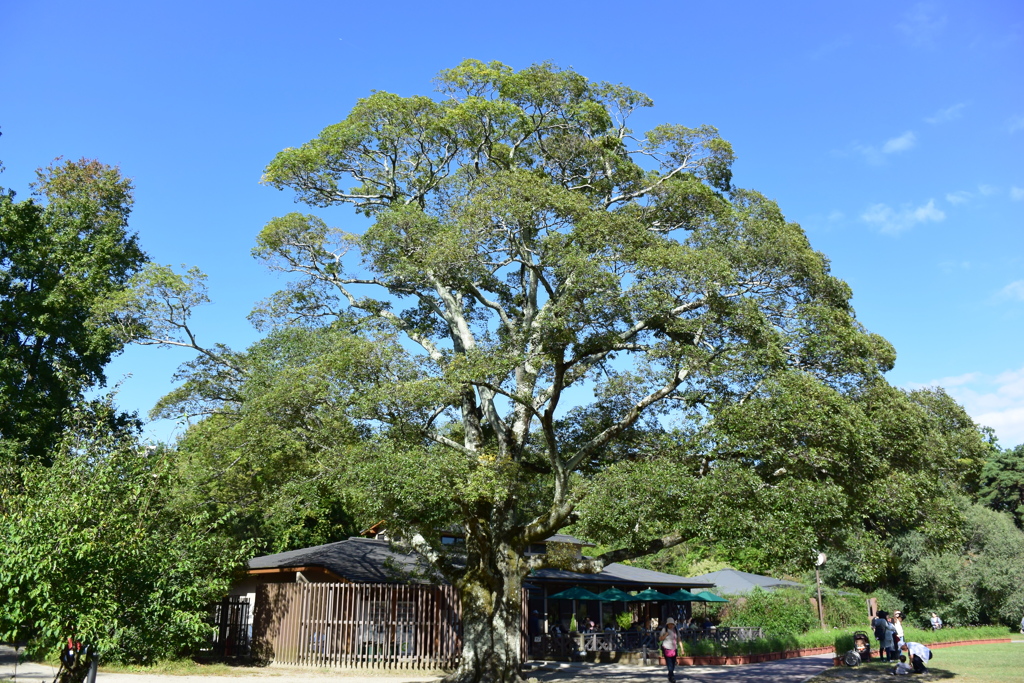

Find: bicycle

[52,637,97,683]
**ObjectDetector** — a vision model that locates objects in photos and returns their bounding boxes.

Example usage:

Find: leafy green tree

[0,399,249,662]
[242,60,910,683]
[156,325,400,553]
[905,504,1024,627]
[978,443,1024,528]
[806,387,992,598]
[622,382,987,584]
[0,159,146,459]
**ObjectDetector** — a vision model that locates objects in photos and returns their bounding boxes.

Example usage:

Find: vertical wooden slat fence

[253,583,465,670]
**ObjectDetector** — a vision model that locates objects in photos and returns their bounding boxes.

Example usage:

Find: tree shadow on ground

[808,661,955,682]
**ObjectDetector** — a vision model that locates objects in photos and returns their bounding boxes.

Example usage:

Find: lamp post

[815,552,827,630]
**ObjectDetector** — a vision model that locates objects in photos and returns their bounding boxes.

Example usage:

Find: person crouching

[900,641,931,673]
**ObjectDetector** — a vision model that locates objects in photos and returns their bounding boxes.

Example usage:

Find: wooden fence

[252,583,464,669]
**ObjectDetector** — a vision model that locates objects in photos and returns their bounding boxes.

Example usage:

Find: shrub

[717,587,816,636]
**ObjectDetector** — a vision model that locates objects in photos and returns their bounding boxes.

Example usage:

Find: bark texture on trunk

[443,540,527,683]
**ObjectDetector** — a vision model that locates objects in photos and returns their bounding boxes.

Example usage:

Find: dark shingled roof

[248,537,433,584]
[685,568,803,594]
[248,536,713,589]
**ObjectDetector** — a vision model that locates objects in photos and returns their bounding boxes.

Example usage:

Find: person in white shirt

[901,641,931,673]
[892,611,905,651]
[658,616,680,683]
[892,654,913,675]
[930,612,943,630]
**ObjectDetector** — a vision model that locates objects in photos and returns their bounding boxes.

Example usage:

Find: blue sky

[2,0,1022,445]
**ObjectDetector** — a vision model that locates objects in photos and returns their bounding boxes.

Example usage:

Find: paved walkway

[529,654,835,683]
[2,645,834,683]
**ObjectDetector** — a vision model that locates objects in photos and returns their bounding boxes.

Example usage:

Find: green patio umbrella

[659,589,700,624]
[627,588,669,601]
[547,587,605,633]
[693,590,728,620]
[664,589,700,601]
[547,586,606,601]
[596,587,633,601]
[694,591,729,603]
[626,589,670,629]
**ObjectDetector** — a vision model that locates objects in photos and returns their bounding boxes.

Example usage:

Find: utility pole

[815,552,827,630]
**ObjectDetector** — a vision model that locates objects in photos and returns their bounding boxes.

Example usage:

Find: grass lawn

[97,659,263,676]
[806,642,1024,683]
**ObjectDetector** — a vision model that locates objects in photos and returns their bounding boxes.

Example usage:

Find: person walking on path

[658,616,680,683]
[930,612,943,630]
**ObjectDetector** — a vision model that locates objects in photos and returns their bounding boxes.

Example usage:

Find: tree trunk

[444,542,528,683]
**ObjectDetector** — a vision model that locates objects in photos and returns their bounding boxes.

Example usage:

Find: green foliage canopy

[0,159,146,459]
[978,443,1024,528]
[0,401,249,662]
[905,504,1024,627]
[157,324,410,552]
[254,60,896,563]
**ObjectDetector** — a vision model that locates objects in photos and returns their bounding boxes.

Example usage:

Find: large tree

[0,158,147,459]
[253,60,903,682]
[121,61,904,682]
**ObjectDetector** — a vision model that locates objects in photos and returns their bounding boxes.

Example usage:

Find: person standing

[872,611,889,659]
[881,616,897,662]
[892,611,905,652]
[528,610,541,656]
[930,612,943,630]
[658,616,680,683]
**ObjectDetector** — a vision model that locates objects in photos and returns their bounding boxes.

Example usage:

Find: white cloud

[999,280,1024,301]
[1009,115,1024,133]
[911,367,1024,446]
[882,131,917,153]
[978,184,999,196]
[925,103,966,124]
[1011,187,1024,201]
[897,3,947,47]
[945,190,972,205]
[861,199,945,235]
[849,131,918,164]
